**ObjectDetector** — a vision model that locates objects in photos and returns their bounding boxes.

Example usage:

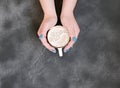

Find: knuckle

[37,31,39,35]
[37,31,41,36]
[78,29,80,33]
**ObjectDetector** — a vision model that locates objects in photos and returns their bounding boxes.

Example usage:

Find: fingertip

[45,45,56,53]
[44,44,56,53]
[72,36,77,43]
[64,45,71,53]
[64,40,75,53]
[38,34,43,40]
[50,48,57,53]
[40,37,55,52]
[64,48,70,53]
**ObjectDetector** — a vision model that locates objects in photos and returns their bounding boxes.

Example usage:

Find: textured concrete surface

[0,0,120,88]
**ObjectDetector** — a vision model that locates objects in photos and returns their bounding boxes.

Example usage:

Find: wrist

[44,10,57,17]
[44,13,57,19]
[61,7,74,16]
[60,11,74,19]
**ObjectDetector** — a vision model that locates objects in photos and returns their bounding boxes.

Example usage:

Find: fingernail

[64,48,70,53]
[39,34,43,39]
[51,49,56,53]
[72,37,77,42]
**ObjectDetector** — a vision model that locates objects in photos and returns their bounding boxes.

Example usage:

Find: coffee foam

[47,26,70,48]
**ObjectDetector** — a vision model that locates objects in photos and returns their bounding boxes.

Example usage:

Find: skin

[37,0,57,53]
[38,0,80,53]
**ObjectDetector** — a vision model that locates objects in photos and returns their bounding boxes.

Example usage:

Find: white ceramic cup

[47,25,70,57]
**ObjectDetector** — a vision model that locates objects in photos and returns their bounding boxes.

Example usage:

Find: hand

[37,15,57,53]
[60,13,80,53]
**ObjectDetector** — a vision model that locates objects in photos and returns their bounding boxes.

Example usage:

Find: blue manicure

[64,49,70,53]
[72,37,77,42]
[51,49,56,53]
[39,34,43,39]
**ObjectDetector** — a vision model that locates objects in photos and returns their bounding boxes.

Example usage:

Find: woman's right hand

[37,15,57,53]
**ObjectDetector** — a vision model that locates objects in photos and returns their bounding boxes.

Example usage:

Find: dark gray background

[0,0,120,88]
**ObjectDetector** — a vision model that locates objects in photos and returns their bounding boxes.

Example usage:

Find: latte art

[47,26,70,48]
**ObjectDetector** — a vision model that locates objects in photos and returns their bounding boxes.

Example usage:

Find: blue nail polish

[39,34,43,39]
[72,37,77,42]
[51,49,56,53]
[64,49,70,53]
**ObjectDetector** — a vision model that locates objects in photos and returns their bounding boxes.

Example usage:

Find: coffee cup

[47,25,70,57]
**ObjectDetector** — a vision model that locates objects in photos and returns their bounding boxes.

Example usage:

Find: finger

[61,26,75,53]
[39,34,56,53]
[37,21,56,53]
[64,36,77,53]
